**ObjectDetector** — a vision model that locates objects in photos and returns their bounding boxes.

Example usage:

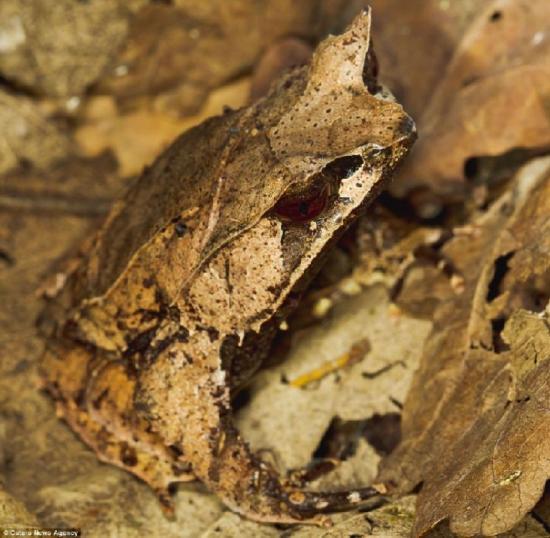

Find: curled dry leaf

[379,158,550,536]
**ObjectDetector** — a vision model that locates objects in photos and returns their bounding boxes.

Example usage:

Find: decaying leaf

[379,158,550,536]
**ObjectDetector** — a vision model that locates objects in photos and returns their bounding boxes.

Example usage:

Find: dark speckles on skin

[206,326,220,342]
[172,462,190,476]
[154,288,174,312]
[167,443,184,458]
[134,400,151,414]
[137,309,160,323]
[125,326,158,357]
[74,387,86,408]
[120,442,138,467]
[174,220,188,237]
[139,326,190,368]
[207,428,222,483]
[92,388,109,410]
[211,384,225,399]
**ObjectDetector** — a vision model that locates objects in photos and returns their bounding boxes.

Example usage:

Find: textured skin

[40,9,416,524]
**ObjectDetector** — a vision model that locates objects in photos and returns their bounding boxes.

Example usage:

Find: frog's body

[40,10,415,523]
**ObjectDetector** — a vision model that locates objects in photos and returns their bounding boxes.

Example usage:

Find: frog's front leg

[137,338,382,524]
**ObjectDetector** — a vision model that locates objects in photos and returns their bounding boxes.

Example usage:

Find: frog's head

[205,9,414,269]
[256,9,414,310]
[195,8,416,335]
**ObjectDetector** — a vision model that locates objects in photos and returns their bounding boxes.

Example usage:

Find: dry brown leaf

[369,0,492,119]
[391,0,550,196]
[379,157,550,536]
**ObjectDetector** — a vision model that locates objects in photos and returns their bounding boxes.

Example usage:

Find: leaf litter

[1,0,550,536]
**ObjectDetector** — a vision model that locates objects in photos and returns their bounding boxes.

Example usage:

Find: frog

[39,9,416,524]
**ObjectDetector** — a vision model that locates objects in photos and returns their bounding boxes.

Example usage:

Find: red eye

[274,186,329,222]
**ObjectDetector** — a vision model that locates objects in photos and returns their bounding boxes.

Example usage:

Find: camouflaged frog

[40,9,415,524]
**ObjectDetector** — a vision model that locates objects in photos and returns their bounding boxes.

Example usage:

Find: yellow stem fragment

[289,338,370,388]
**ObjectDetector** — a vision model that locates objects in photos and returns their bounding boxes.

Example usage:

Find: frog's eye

[273,155,364,223]
[273,184,329,222]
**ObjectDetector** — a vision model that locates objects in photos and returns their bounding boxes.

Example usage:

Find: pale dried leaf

[75,78,250,177]
[238,285,431,471]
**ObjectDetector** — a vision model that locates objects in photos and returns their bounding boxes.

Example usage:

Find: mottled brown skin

[40,10,415,524]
